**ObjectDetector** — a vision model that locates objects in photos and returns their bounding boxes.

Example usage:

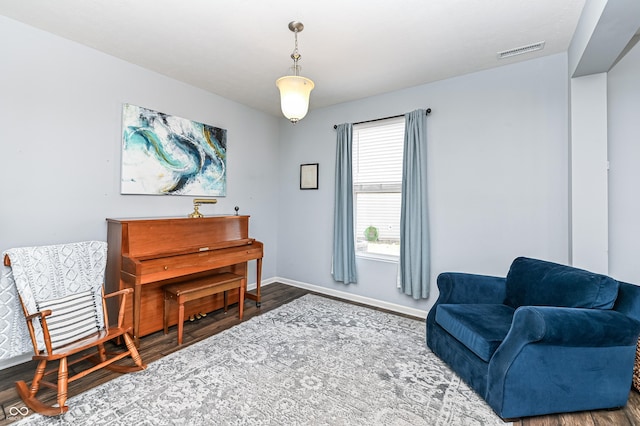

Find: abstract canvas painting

[121,104,227,196]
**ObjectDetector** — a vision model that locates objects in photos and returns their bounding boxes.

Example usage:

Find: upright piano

[105,216,263,345]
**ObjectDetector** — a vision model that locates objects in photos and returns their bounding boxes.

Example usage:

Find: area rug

[16,294,508,425]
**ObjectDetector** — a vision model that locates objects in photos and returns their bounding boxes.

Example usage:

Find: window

[353,117,404,258]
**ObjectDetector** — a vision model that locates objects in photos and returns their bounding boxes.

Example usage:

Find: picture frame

[300,163,319,190]
[120,104,227,196]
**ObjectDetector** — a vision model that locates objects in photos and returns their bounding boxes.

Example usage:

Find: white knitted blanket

[0,241,107,360]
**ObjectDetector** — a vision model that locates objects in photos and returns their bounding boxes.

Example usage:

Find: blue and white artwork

[121,104,227,196]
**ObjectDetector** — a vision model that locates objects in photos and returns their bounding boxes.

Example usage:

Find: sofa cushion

[505,257,619,309]
[435,304,515,362]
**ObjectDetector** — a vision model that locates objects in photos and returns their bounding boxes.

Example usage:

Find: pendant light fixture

[276,21,315,124]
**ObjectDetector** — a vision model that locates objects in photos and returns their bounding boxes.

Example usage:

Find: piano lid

[107,214,250,222]
[107,215,252,258]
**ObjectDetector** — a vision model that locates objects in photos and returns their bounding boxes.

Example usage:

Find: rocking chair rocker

[4,241,146,416]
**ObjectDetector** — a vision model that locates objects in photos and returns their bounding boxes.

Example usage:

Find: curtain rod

[333,108,431,129]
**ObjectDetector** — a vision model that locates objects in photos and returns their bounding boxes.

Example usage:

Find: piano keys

[105,216,263,345]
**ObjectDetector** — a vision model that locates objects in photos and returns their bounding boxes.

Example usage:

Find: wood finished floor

[1,282,639,425]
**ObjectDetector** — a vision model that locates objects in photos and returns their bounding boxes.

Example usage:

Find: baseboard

[247,277,277,292]
[274,277,428,319]
[0,352,32,370]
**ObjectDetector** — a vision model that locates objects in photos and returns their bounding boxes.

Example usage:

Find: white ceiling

[0,0,586,117]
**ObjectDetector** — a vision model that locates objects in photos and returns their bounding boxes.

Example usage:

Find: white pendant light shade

[276,21,314,124]
[276,75,315,123]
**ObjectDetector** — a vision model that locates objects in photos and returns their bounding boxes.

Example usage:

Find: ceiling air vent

[497,41,545,59]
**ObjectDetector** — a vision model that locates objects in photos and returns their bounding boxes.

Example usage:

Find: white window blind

[353,117,404,257]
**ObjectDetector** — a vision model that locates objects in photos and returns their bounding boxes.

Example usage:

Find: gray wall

[6,12,635,323]
[0,16,281,284]
[609,41,640,284]
[276,53,570,315]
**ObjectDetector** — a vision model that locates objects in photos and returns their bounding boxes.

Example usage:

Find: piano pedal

[199,312,207,317]
[195,313,203,320]
[189,315,195,322]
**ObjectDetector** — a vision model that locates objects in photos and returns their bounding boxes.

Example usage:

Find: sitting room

[1,1,640,424]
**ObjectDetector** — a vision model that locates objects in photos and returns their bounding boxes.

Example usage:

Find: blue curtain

[332,123,357,284]
[399,109,430,299]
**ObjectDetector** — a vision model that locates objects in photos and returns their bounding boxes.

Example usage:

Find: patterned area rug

[16,294,508,425]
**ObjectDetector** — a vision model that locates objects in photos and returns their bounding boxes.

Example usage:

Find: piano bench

[162,272,246,345]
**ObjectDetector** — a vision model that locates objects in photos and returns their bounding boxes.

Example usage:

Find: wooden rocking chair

[4,241,146,416]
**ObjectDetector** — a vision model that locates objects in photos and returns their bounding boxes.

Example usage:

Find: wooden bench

[163,272,245,345]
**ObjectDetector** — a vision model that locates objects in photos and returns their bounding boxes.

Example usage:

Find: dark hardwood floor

[1,282,639,425]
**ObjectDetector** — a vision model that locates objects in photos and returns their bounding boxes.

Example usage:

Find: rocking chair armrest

[25,309,53,321]
[103,288,134,299]
[22,309,55,356]
[101,288,133,328]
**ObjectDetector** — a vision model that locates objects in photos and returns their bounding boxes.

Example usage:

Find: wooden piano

[105,215,263,346]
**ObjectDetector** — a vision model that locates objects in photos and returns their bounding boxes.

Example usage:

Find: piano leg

[255,257,262,307]
[133,283,142,347]
[239,278,245,319]
[245,257,263,307]
[163,292,169,335]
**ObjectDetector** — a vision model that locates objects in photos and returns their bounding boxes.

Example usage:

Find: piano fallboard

[121,241,263,285]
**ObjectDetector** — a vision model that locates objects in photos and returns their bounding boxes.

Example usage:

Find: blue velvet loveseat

[426,257,640,419]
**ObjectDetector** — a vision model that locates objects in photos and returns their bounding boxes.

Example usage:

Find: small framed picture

[300,163,319,190]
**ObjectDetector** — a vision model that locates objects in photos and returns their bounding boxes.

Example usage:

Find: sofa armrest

[513,306,640,347]
[486,306,640,417]
[436,272,507,305]
[489,306,640,388]
[427,273,506,352]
